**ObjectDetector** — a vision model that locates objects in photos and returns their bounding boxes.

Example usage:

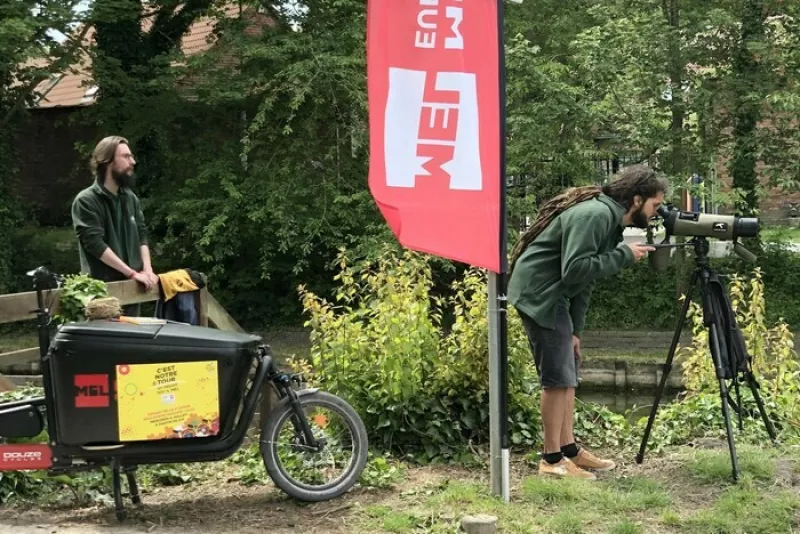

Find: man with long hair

[508,165,667,480]
[71,136,158,315]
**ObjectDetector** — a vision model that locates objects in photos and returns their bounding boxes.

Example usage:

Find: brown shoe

[538,457,597,480]
[571,448,616,472]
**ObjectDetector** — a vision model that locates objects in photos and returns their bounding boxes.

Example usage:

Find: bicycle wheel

[260,391,368,502]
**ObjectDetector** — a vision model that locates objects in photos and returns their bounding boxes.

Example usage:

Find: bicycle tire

[260,391,368,502]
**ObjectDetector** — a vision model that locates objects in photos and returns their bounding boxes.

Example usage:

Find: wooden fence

[0,277,245,391]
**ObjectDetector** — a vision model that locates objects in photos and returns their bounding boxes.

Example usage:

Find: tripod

[635,237,777,481]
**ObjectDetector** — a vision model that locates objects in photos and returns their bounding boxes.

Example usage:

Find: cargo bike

[0,267,368,520]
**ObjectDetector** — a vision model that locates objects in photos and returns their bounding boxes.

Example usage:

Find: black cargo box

[49,320,260,446]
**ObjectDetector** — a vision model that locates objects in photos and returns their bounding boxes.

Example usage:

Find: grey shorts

[520,304,579,388]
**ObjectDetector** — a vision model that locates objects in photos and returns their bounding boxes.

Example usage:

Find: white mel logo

[3,452,42,461]
[385,68,482,191]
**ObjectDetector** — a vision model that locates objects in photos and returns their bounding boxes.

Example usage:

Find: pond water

[576,387,683,422]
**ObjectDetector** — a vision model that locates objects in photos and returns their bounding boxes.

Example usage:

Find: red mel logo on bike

[75,374,110,408]
[0,444,53,470]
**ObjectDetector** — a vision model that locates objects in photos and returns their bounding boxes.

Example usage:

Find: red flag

[367,0,502,272]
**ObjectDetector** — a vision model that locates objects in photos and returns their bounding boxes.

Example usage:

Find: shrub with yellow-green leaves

[298,247,624,461]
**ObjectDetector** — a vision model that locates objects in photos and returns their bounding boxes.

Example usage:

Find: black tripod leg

[734,379,743,431]
[708,323,740,481]
[745,372,778,443]
[637,272,697,464]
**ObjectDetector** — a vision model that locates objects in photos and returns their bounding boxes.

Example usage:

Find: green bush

[754,242,800,327]
[7,226,80,294]
[587,258,682,330]
[296,246,800,461]
[0,191,23,294]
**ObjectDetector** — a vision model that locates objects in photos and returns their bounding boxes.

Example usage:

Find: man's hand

[573,335,582,366]
[131,271,156,291]
[143,268,159,287]
[627,242,655,262]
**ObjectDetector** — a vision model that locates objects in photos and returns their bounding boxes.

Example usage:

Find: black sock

[561,443,580,458]
[543,451,563,465]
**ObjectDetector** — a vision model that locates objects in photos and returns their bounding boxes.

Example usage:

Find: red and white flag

[367,0,502,272]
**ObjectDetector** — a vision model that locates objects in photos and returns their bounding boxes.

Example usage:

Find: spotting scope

[647,205,760,269]
[656,205,759,241]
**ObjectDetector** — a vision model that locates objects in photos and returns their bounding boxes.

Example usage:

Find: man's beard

[112,169,135,189]
[631,206,649,229]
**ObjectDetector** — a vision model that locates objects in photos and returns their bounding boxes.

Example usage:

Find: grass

[761,225,800,243]
[521,474,671,513]
[362,506,421,533]
[608,518,644,534]
[351,445,800,534]
[685,444,776,484]
[683,484,800,533]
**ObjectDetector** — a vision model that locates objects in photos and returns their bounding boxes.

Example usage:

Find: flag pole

[489,0,510,503]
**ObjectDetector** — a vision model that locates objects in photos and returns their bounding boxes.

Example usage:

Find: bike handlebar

[26,266,62,290]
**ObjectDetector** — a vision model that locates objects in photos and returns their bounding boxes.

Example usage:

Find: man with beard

[507,164,667,480]
[71,136,158,315]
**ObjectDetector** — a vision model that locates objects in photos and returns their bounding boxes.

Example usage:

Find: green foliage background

[2,0,800,329]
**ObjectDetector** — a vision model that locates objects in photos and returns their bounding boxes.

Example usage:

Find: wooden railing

[0,276,245,390]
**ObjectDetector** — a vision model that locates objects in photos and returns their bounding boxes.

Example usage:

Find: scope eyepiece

[735,216,759,239]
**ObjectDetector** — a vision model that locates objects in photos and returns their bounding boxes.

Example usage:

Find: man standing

[71,136,158,315]
[508,165,667,480]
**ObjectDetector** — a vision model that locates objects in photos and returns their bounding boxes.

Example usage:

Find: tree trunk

[731,0,766,217]
[661,0,691,301]
[663,0,685,180]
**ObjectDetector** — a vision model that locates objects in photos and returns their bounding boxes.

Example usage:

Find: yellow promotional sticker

[116,361,220,442]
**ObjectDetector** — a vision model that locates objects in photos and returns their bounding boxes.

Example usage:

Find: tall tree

[136,0,382,324]
[758,3,800,196]
[730,0,768,215]
[501,0,602,238]
[0,0,82,290]
[729,1,800,213]
[573,0,800,215]
[572,0,725,184]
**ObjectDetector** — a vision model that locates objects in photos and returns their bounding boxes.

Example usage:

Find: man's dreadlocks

[509,185,602,276]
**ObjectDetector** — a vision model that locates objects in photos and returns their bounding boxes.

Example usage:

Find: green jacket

[71,182,148,282]
[507,194,635,337]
